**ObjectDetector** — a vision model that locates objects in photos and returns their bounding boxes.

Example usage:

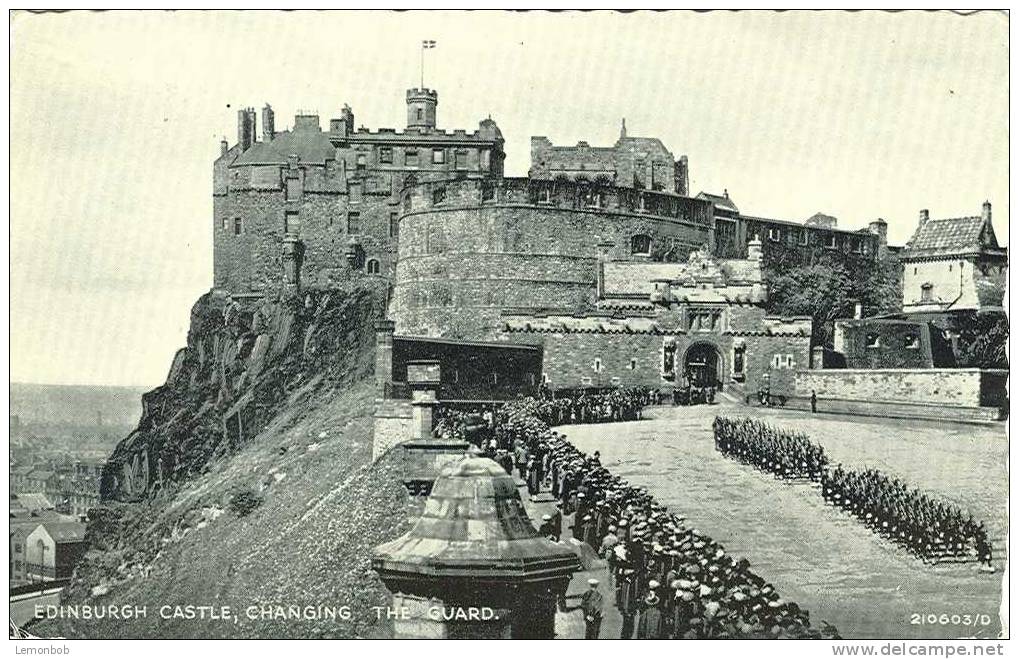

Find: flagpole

[420,43,424,88]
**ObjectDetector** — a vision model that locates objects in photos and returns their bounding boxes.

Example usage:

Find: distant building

[900,202,1007,314]
[529,120,689,195]
[699,191,886,262]
[24,521,87,582]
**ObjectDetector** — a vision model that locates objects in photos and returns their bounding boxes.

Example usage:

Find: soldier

[581,578,604,639]
[637,588,666,639]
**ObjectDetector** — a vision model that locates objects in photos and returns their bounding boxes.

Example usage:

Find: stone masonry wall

[372,399,414,461]
[391,178,714,339]
[793,368,1001,408]
[495,329,810,394]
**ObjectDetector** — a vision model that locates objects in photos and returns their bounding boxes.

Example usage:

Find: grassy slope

[36,380,410,639]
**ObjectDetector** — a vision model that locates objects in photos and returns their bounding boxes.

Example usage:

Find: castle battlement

[400,176,713,227]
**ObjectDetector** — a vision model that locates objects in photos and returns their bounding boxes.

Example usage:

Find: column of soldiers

[821,465,993,567]
[713,416,994,569]
[496,400,839,640]
[713,416,827,480]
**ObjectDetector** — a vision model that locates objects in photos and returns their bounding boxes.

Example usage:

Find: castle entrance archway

[683,342,723,389]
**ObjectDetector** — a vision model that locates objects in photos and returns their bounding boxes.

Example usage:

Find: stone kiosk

[373,457,581,639]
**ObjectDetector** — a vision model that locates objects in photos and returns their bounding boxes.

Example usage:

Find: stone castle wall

[793,368,1007,408]
[390,178,714,339]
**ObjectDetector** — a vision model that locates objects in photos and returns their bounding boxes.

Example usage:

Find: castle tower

[407,88,438,130]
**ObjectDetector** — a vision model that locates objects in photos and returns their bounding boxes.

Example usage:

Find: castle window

[379,146,393,164]
[593,358,603,373]
[406,149,419,166]
[220,217,228,231]
[904,334,920,350]
[432,148,445,165]
[580,376,593,386]
[920,282,934,303]
[630,234,652,255]
[417,108,423,121]
[480,149,491,171]
[455,149,469,170]
[852,239,862,254]
[366,259,381,275]
[389,212,399,238]
[285,209,299,234]
[768,227,781,242]
[481,181,495,202]
[233,217,243,235]
[825,234,837,249]
[432,187,446,204]
[356,154,367,173]
[799,231,809,246]
[629,358,637,371]
[865,333,881,348]
[347,212,360,234]
[948,264,953,272]
[610,376,622,386]
[538,186,553,203]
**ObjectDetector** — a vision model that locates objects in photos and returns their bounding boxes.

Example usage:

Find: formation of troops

[713,416,994,568]
[821,466,993,567]
[713,416,827,480]
[494,397,840,640]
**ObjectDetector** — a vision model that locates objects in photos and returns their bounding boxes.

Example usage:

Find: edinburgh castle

[212,86,1005,407]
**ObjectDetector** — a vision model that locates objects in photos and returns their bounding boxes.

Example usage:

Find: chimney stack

[219,138,228,157]
[262,103,275,140]
[237,107,256,151]
[853,300,863,320]
[918,208,930,229]
[982,200,992,225]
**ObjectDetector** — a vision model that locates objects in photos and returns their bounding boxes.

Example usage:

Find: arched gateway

[683,342,724,389]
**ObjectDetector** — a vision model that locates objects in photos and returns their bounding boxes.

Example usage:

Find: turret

[406,88,438,130]
[262,103,275,140]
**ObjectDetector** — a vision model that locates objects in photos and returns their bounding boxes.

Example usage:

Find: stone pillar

[374,320,396,399]
[407,360,441,439]
[812,346,825,369]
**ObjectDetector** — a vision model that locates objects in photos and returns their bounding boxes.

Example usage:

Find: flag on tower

[422,40,436,48]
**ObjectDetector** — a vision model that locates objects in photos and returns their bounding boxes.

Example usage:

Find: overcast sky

[10,10,1008,386]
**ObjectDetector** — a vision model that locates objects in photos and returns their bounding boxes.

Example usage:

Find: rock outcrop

[102,281,388,503]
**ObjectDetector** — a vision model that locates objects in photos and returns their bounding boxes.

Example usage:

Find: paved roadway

[558,401,1007,640]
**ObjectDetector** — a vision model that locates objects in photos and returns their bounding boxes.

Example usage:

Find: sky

[10,10,1009,387]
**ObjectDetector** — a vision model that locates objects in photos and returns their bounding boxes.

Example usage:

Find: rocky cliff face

[102,281,388,502]
[36,281,414,639]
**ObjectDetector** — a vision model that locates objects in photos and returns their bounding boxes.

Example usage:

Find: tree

[955,312,1008,369]
[763,246,902,347]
